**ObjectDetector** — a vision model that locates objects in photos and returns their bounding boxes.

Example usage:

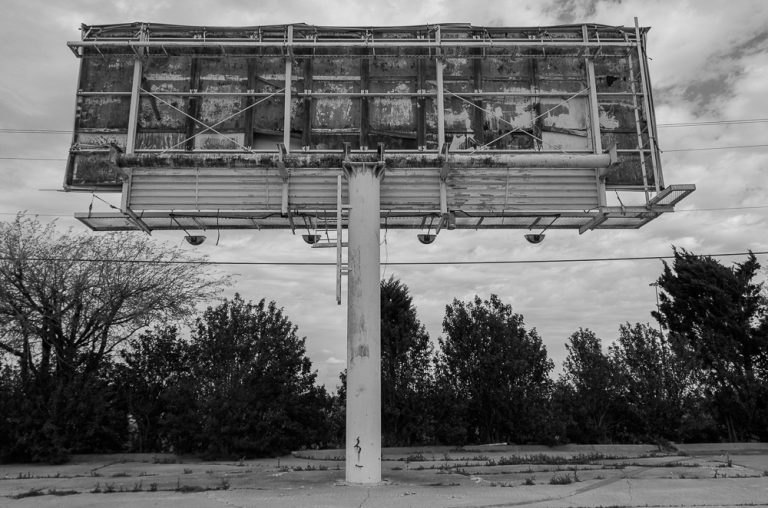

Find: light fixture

[302,234,322,245]
[524,233,545,244]
[417,233,437,244]
[185,235,206,246]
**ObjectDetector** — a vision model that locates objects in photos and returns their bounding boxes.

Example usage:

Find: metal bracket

[598,142,620,178]
[578,213,608,234]
[277,143,290,216]
[125,207,152,235]
[335,174,347,305]
[439,143,451,217]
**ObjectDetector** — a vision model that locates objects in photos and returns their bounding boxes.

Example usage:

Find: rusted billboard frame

[66,20,690,236]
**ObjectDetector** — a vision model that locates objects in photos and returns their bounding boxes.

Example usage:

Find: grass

[549,472,574,485]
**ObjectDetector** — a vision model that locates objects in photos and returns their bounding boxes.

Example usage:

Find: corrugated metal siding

[448,168,598,210]
[128,166,598,212]
[129,168,284,210]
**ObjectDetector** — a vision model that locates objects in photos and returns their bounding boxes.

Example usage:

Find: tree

[609,323,692,442]
[118,325,190,452]
[0,214,225,461]
[380,277,434,446]
[436,294,554,444]
[556,328,617,443]
[654,249,768,440]
[166,295,330,457]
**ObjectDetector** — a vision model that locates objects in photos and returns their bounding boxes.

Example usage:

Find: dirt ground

[1,443,767,507]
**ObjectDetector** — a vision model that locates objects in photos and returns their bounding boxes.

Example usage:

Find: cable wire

[1,250,766,267]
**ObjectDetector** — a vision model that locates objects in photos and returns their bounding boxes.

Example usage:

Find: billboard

[65,22,693,232]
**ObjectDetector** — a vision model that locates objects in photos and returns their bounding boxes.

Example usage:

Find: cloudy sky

[1,0,767,389]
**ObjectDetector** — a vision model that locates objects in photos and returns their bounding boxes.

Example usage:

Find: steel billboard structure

[64,20,693,484]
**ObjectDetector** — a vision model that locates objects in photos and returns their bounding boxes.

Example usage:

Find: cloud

[1,0,767,388]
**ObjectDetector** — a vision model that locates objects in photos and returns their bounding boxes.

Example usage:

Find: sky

[1,0,767,389]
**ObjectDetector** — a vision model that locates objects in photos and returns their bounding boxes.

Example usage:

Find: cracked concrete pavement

[1,444,767,507]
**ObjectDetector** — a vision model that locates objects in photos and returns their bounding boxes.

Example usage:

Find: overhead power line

[0,157,67,161]
[0,251,765,267]
[0,128,72,134]
[663,144,768,152]
[657,118,768,127]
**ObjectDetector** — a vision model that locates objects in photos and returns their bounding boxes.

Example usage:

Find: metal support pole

[586,57,607,207]
[126,58,142,155]
[435,27,446,153]
[634,17,660,192]
[283,25,293,152]
[343,160,384,485]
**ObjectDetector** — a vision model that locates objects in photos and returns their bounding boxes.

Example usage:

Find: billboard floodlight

[184,235,206,246]
[524,233,545,244]
[417,233,437,245]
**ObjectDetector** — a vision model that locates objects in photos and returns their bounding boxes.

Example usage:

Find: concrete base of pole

[343,161,384,484]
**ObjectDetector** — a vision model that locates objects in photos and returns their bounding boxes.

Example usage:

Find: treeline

[1,215,767,463]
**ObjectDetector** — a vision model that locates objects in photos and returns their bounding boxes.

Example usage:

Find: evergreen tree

[436,295,553,444]
[654,249,768,440]
[380,277,434,446]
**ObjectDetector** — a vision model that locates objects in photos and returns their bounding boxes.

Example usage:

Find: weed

[104,482,116,493]
[149,482,158,491]
[392,466,403,471]
[405,453,426,462]
[10,488,44,499]
[91,483,102,494]
[48,489,78,496]
[183,468,193,474]
[595,474,605,480]
[490,481,515,487]
[549,473,573,485]
[153,455,177,464]
[218,478,230,490]
[524,476,536,486]
[132,480,143,492]
[176,484,206,493]
[496,453,609,466]
[111,472,130,477]
[15,472,32,479]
